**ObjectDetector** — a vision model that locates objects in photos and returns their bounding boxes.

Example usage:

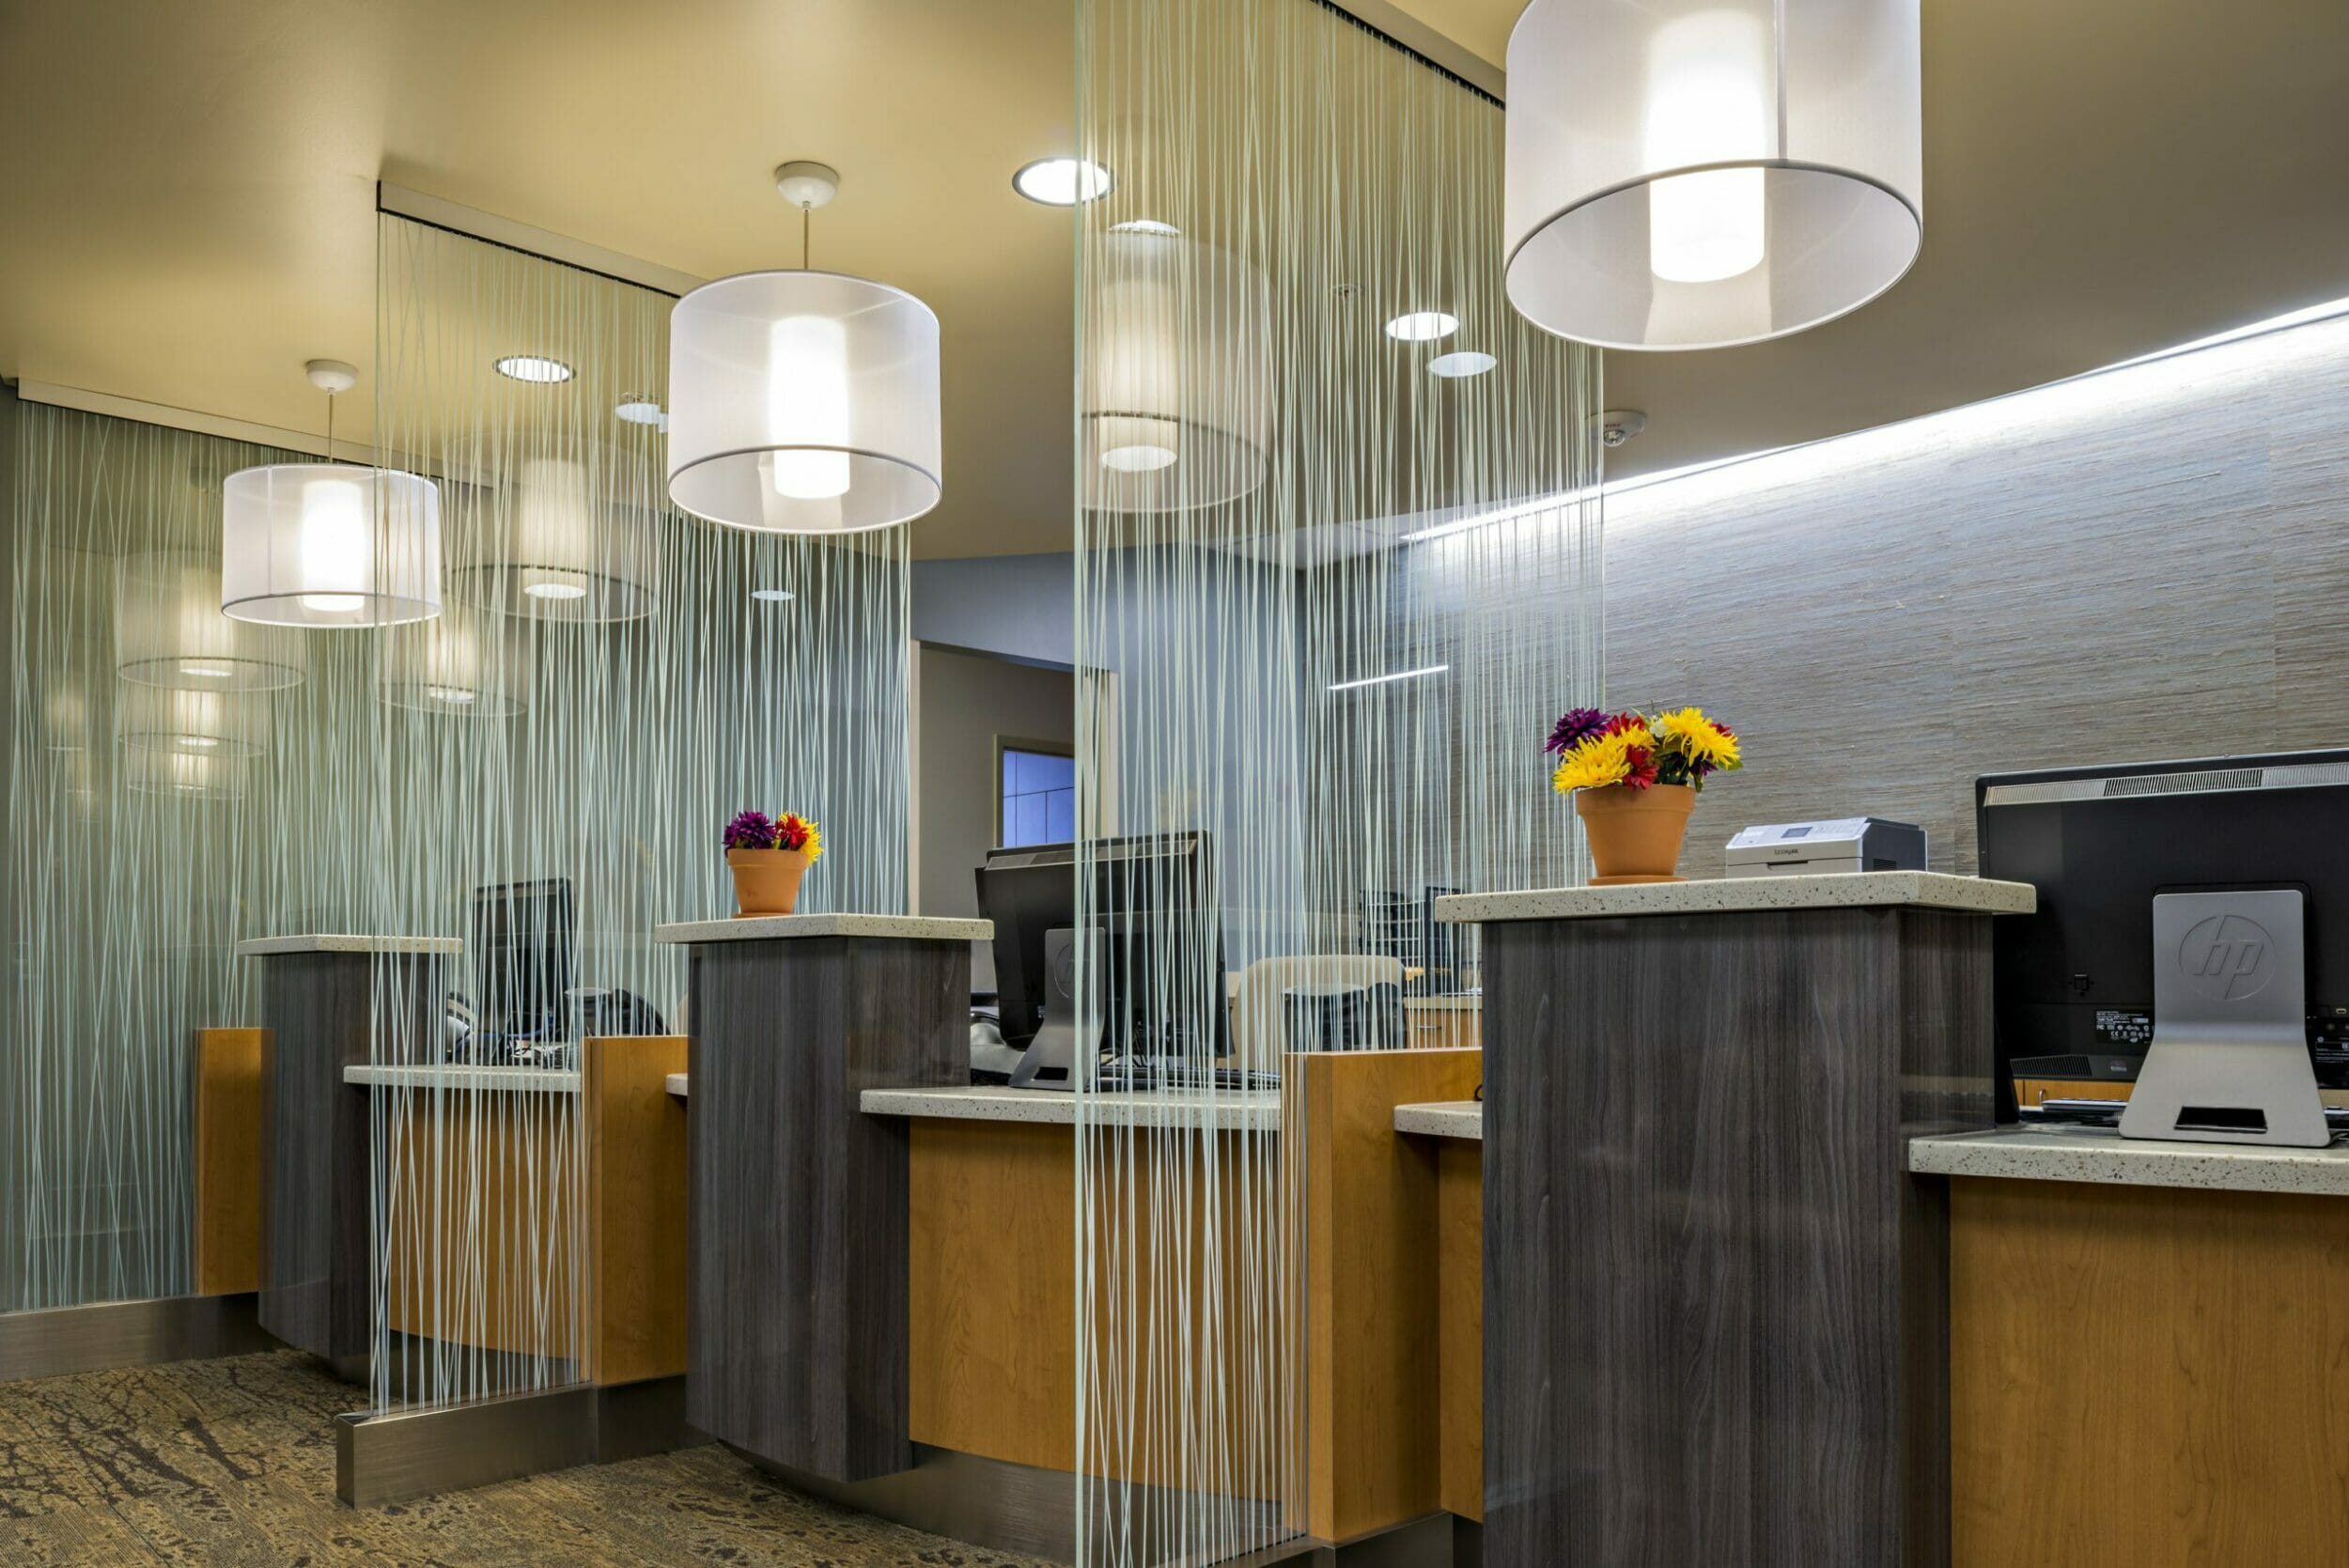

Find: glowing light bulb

[296,475,371,613]
[767,316,852,500]
[1644,10,1769,285]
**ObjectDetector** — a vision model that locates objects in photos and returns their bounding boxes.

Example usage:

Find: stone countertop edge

[1909,1127,2349,1196]
[858,1084,1281,1131]
[234,934,463,956]
[343,1063,581,1094]
[1435,871,2036,924]
[1394,1101,1484,1141]
[652,912,993,945]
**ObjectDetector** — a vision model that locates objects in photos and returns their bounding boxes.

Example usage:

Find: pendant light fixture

[667,163,942,534]
[1082,226,1272,513]
[448,443,661,624]
[221,360,444,627]
[1503,0,1922,351]
[117,551,304,691]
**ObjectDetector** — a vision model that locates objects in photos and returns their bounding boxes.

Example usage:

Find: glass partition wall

[1072,0,1604,1560]
[2,219,911,1421]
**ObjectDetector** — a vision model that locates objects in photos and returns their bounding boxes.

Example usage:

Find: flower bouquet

[1546,707,1741,885]
[723,810,825,917]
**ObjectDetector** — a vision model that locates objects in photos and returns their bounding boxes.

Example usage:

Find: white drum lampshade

[666,271,942,534]
[116,683,272,760]
[1082,230,1271,513]
[116,551,304,691]
[1503,0,1922,350]
[450,450,661,623]
[380,603,529,718]
[220,463,443,628]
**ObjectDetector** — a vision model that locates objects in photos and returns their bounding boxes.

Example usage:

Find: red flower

[1622,744,1657,789]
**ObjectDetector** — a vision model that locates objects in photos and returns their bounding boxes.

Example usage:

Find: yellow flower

[1655,706,1740,771]
[1552,726,1635,792]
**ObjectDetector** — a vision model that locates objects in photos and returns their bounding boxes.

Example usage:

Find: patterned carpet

[0,1350,1051,1566]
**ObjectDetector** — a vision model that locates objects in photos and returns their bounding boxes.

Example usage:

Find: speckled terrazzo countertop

[1910,1126,2349,1195]
[653,913,992,944]
[1394,1100,1483,1141]
[234,933,463,955]
[1435,871,2036,924]
[859,1084,1281,1132]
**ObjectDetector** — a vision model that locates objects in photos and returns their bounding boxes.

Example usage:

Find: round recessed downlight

[1384,311,1458,343]
[1014,157,1112,206]
[1111,218,1181,236]
[1428,350,1497,379]
[494,354,574,384]
[1100,443,1178,474]
[522,581,591,602]
[614,396,664,426]
[751,587,796,604]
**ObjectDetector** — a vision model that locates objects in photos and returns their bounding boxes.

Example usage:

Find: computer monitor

[976,831,1227,1062]
[471,878,575,1041]
[1976,749,2349,1122]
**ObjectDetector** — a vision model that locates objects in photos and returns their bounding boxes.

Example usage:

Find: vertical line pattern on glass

[1071,0,1602,1561]
[366,214,910,1412]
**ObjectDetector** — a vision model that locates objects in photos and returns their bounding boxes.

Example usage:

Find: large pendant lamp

[449,444,661,623]
[117,551,304,691]
[1503,0,1922,350]
[667,163,942,535]
[379,602,529,718]
[1082,226,1271,513]
[221,360,443,627]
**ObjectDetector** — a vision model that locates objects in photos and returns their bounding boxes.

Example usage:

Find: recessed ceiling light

[522,581,591,602]
[1111,218,1181,236]
[751,587,796,604]
[1014,158,1112,207]
[614,395,664,426]
[1384,311,1458,343]
[1100,443,1177,474]
[495,354,574,384]
[1428,350,1497,379]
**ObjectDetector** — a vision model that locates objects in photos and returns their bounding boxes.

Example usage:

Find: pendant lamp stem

[801,204,811,270]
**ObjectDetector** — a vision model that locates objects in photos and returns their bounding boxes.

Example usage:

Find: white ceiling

[3,0,2344,557]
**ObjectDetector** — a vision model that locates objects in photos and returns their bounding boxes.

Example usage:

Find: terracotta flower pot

[727,846,813,917]
[1574,782,1696,886]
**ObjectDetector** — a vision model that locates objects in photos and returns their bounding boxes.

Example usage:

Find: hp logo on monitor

[2179,913,2275,1002]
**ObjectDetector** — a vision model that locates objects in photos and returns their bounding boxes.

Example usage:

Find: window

[1000,743,1076,847]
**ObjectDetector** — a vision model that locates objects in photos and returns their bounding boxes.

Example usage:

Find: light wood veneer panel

[585,1034,688,1386]
[193,1028,263,1296]
[1293,1047,1482,1543]
[1951,1175,2349,1565]
[1436,1138,1482,1524]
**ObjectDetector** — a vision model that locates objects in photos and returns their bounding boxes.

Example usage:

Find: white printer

[1724,818,1927,877]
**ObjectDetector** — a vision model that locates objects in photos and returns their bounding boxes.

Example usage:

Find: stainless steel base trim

[742,1443,1305,1567]
[335,1375,700,1507]
[0,1292,277,1384]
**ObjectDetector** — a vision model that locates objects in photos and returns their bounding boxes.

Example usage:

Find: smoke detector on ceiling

[1592,409,1647,449]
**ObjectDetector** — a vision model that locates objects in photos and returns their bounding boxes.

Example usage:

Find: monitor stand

[2121,888,2330,1147]
[1010,925,1098,1092]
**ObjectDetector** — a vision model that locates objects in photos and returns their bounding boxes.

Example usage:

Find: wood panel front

[1436,1139,1482,1524]
[906,1116,1280,1492]
[193,1028,263,1296]
[1291,1048,1482,1543]
[1481,907,1994,1567]
[381,1087,583,1360]
[584,1034,689,1386]
[688,936,969,1483]
[1951,1175,2349,1564]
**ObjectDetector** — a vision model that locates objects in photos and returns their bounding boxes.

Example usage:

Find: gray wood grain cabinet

[659,915,983,1483]
[1449,876,2027,1567]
